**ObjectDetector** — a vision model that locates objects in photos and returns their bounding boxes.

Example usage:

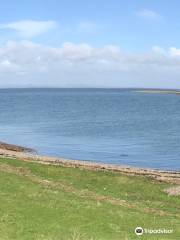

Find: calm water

[0,88,180,170]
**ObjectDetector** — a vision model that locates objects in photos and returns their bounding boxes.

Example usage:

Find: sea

[0,88,179,170]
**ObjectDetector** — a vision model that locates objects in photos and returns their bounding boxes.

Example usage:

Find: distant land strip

[135,89,180,94]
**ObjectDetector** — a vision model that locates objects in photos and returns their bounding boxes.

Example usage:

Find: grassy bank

[0,157,179,240]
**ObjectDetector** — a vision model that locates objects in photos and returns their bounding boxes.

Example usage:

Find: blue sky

[0,0,180,88]
[0,0,179,49]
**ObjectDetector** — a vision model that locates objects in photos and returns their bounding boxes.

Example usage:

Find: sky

[0,0,180,88]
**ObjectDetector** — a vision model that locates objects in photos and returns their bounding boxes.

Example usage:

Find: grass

[0,157,179,240]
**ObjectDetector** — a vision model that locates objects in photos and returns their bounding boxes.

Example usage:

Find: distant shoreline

[135,89,180,95]
[0,142,179,185]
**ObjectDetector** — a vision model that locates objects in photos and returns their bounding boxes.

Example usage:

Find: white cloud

[135,9,161,20]
[1,59,11,67]
[0,41,180,88]
[62,42,93,60]
[0,59,20,73]
[169,47,180,57]
[0,20,58,38]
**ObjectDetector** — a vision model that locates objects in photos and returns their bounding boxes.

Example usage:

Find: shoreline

[0,142,180,184]
[135,89,180,95]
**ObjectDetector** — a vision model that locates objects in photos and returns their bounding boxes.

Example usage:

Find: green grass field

[0,157,179,240]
